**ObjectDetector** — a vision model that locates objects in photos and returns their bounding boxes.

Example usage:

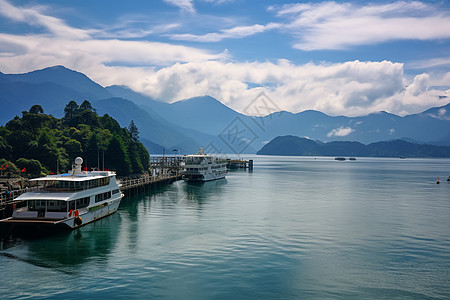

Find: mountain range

[1,65,450,155]
[257,135,450,158]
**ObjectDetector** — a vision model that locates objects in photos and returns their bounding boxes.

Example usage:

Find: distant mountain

[0,66,202,154]
[0,80,87,123]
[1,65,112,100]
[106,87,257,153]
[2,66,450,154]
[104,80,450,149]
[257,135,450,158]
[0,66,113,122]
[106,86,247,136]
[93,97,201,154]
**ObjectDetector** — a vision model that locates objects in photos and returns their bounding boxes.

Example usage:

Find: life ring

[74,216,83,226]
[68,209,73,217]
[74,210,79,217]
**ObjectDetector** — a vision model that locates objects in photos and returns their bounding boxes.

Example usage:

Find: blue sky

[0,0,449,117]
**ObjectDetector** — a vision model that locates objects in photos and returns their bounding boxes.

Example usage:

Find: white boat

[1,157,124,230]
[182,148,227,182]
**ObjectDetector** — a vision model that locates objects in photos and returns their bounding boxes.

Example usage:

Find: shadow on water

[1,215,119,274]
[184,179,228,204]
[120,179,228,214]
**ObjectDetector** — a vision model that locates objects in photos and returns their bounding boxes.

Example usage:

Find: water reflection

[183,179,228,205]
[1,216,119,272]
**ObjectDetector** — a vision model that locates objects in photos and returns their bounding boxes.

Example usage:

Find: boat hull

[183,173,226,182]
[1,195,122,235]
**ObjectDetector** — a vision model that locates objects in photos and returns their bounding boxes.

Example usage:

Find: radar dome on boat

[73,157,83,174]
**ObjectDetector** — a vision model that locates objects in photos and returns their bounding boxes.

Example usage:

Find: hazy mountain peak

[174,95,221,105]
[11,65,112,100]
[296,109,328,117]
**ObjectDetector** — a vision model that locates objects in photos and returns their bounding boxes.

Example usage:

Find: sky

[0,0,449,117]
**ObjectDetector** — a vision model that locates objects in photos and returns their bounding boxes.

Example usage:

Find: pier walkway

[119,173,182,195]
[227,159,253,170]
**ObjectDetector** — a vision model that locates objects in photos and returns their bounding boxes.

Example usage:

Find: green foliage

[0,159,20,177]
[105,134,132,175]
[16,158,48,177]
[0,101,150,177]
[29,105,44,114]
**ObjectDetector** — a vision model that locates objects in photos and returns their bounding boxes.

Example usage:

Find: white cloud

[169,23,280,42]
[408,57,450,70]
[0,0,92,39]
[271,1,450,50]
[126,59,443,117]
[426,107,450,121]
[0,0,448,119]
[164,0,195,13]
[327,127,355,137]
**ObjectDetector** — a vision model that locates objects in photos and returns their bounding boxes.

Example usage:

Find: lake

[1,156,450,299]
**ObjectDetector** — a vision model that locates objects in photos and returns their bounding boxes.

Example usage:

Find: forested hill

[0,101,149,177]
[257,135,450,158]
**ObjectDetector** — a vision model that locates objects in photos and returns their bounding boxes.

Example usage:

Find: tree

[63,100,79,126]
[0,159,20,177]
[105,134,131,175]
[128,120,139,142]
[16,158,48,177]
[79,100,96,113]
[29,105,44,114]
[64,139,82,160]
[31,131,59,172]
[0,102,151,176]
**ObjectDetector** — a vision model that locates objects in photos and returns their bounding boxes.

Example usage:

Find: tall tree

[63,100,79,126]
[105,134,132,175]
[29,105,44,114]
[79,100,96,113]
[128,120,139,142]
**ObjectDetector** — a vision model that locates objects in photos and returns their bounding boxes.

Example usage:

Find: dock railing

[119,173,182,191]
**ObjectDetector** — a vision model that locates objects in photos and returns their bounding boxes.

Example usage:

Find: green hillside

[0,101,149,177]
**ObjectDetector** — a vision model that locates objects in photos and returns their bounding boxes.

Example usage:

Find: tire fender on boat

[75,216,82,226]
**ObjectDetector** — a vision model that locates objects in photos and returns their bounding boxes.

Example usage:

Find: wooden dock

[119,173,182,195]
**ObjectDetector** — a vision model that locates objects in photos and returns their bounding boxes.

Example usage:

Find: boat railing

[1,187,38,204]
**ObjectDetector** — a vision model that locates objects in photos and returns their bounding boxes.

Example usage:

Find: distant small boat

[335,157,346,161]
[349,157,356,161]
[447,176,450,182]
[437,178,440,184]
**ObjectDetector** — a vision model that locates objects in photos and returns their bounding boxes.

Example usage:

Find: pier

[119,173,182,196]
[227,159,253,170]
[0,156,255,219]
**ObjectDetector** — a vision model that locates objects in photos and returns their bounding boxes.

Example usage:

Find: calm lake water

[1,156,450,299]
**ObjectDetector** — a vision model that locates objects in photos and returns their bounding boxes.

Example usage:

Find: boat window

[69,200,76,210]
[74,196,90,209]
[112,189,120,195]
[95,191,112,203]
[42,176,111,192]
[27,200,36,210]
[47,200,67,212]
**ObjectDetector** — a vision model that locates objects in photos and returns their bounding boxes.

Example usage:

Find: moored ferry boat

[0,157,124,230]
[182,148,227,182]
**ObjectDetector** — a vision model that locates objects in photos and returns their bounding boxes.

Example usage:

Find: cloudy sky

[0,0,449,116]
